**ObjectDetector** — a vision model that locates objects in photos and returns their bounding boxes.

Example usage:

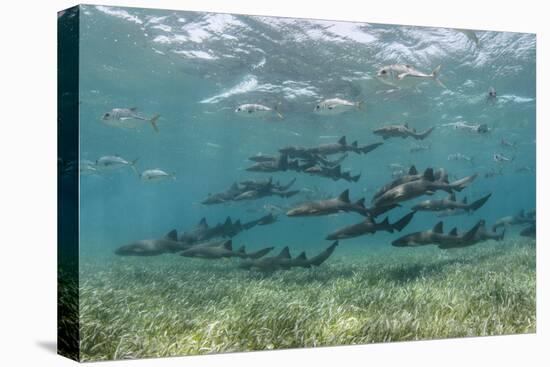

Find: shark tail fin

[308,241,338,266]
[393,211,416,232]
[469,193,491,212]
[463,221,483,243]
[415,126,435,140]
[360,142,383,154]
[149,114,160,132]
[450,173,478,192]
[247,246,274,259]
[431,65,446,88]
[499,229,506,241]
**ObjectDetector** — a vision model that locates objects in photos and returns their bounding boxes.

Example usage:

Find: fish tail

[415,126,435,140]
[274,104,284,119]
[130,158,139,175]
[468,193,491,212]
[149,114,161,132]
[431,65,446,88]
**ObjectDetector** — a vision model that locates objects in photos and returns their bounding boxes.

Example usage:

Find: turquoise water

[77,5,535,256]
[66,5,536,360]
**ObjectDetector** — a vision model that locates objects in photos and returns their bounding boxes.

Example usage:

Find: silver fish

[235,104,283,119]
[140,169,175,182]
[376,64,445,89]
[95,155,138,173]
[314,98,362,115]
[102,107,160,132]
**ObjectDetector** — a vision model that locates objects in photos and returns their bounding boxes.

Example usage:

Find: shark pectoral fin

[426,191,435,196]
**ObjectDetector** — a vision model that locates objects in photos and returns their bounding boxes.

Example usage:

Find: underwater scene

[70,4,535,361]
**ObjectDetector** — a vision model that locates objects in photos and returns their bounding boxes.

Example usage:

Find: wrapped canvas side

[57,5,80,362]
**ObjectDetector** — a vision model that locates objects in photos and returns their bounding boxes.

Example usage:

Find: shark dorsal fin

[433,221,444,233]
[278,246,291,259]
[164,229,178,241]
[449,193,456,201]
[381,217,390,226]
[404,123,409,128]
[354,198,365,208]
[222,240,232,251]
[423,168,435,181]
[333,165,342,175]
[462,197,468,204]
[296,252,307,261]
[409,165,418,175]
[449,228,458,236]
[338,189,350,203]
[237,245,246,254]
[338,136,347,145]
[235,219,242,227]
[224,217,232,226]
[198,217,208,229]
[351,141,358,147]
[441,173,449,183]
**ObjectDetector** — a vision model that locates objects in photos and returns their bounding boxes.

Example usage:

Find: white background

[0,0,547,365]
